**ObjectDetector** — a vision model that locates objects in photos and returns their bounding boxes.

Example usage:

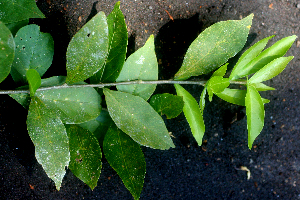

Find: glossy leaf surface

[212,63,228,77]
[149,93,184,119]
[104,124,146,200]
[66,12,109,84]
[251,82,275,91]
[248,56,293,84]
[207,76,230,101]
[91,2,127,84]
[116,35,158,100]
[230,35,274,80]
[245,85,264,149]
[103,88,174,150]
[174,84,205,146]
[11,24,54,83]
[174,14,253,80]
[230,35,296,79]
[66,124,102,190]
[0,0,45,24]
[26,69,41,97]
[27,97,70,190]
[0,21,15,83]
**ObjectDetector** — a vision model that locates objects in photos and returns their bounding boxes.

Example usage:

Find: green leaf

[11,24,54,83]
[90,1,127,84]
[26,69,41,97]
[116,35,158,100]
[215,88,246,106]
[230,35,274,80]
[248,56,293,84]
[26,97,70,190]
[212,63,228,77]
[231,35,297,79]
[35,86,102,124]
[250,82,275,91]
[5,19,29,36]
[207,76,230,101]
[0,0,45,24]
[199,87,207,115]
[174,14,253,80]
[0,21,15,83]
[66,12,109,84]
[174,84,205,146]
[66,124,102,190]
[103,88,174,150]
[245,85,264,149]
[149,93,184,119]
[103,124,146,200]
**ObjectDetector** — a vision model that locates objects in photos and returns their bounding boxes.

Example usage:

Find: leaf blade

[26,69,41,97]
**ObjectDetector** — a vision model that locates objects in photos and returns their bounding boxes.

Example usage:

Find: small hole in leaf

[87,33,91,37]
[22,46,25,50]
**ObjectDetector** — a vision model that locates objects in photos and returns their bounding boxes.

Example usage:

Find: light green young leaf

[116,35,158,100]
[174,14,253,80]
[0,0,45,24]
[212,63,228,77]
[174,84,205,146]
[103,88,174,150]
[103,124,146,200]
[248,56,293,84]
[11,24,54,83]
[90,1,128,84]
[199,87,207,115]
[207,76,230,101]
[230,35,274,80]
[26,69,41,97]
[149,93,184,119]
[245,85,264,149]
[66,12,109,84]
[27,97,70,190]
[231,35,297,79]
[250,82,275,91]
[0,21,15,83]
[66,124,102,190]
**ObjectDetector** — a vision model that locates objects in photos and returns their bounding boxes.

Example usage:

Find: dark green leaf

[230,35,274,80]
[103,124,146,200]
[248,56,293,84]
[0,21,15,83]
[66,124,102,190]
[11,24,54,83]
[26,69,41,97]
[174,84,205,146]
[245,85,264,149]
[0,0,45,24]
[207,76,230,101]
[103,88,174,150]
[90,2,127,84]
[5,19,29,36]
[231,35,297,79]
[174,14,253,80]
[116,35,158,100]
[27,97,70,190]
[66,12,109,84]
[149,93,184,119]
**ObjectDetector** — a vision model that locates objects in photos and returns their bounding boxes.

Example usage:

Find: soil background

[1,0,300,199]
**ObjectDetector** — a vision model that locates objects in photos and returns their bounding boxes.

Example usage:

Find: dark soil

[1,0,300,199]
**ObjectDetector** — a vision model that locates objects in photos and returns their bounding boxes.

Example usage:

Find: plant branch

[0,79,247,95]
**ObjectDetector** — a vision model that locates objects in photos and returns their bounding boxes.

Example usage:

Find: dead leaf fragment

[235,166,251,180]
[269,3,274,9]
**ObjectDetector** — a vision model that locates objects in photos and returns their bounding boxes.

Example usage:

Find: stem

[0,79,246,95]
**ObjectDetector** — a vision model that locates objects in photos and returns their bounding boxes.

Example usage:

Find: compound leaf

[174,14,253,80]
[27,97,70,190]
[11,24,54,83]
[103,88,174,150]
[90,1,127,84]
[174,84,205,146]
[0,0,45,24]
[66,124,102,190]
[26,68,41,97]
[248,56,293,84]
[103,124,146,200]
[149,93,184,119]
[245,85,264,149]
[116,35,158,100]
[66,12,109,84]
[0,21,15,83]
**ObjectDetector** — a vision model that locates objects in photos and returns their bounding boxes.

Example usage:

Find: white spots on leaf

[135,55,145,64]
